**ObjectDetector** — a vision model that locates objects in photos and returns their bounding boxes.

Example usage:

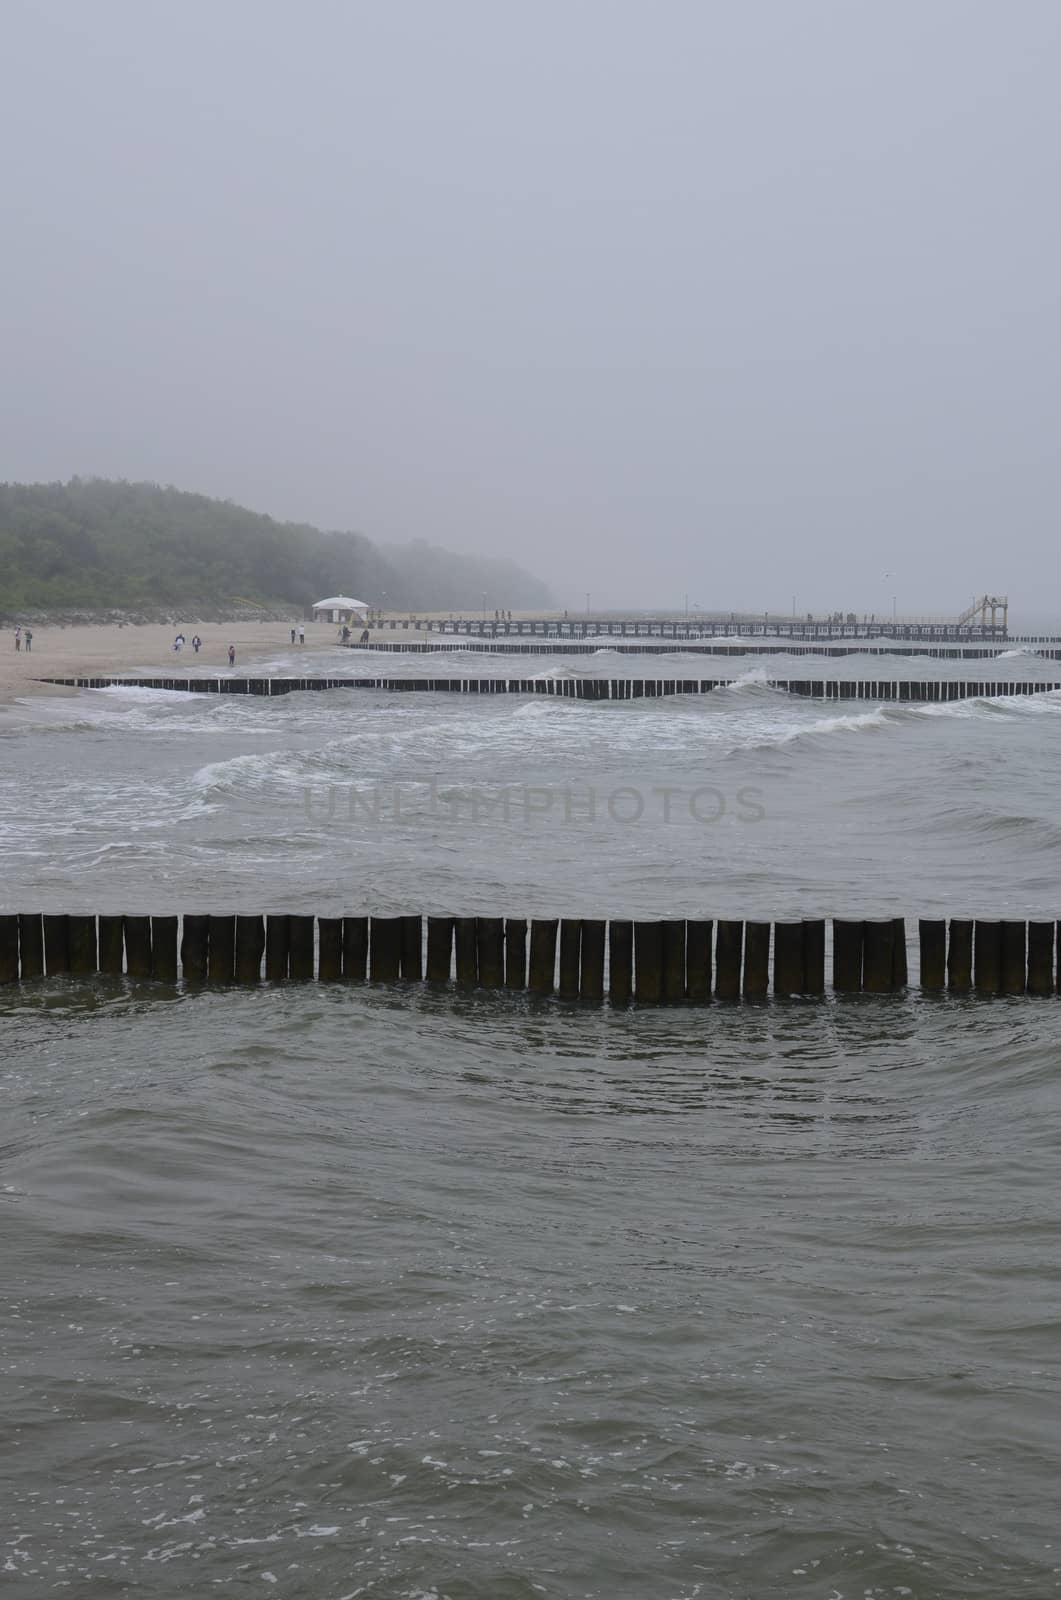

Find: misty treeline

[0,479,554,614]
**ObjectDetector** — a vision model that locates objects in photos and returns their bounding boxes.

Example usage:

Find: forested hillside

[0,479,554,613]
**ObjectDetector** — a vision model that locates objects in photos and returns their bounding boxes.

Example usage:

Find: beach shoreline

[0,620,352,707]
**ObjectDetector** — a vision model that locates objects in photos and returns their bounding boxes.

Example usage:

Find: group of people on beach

[289,625,306,644]
[13,626,33,652]
[173,632,234,664]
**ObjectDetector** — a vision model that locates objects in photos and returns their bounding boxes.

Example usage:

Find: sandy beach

[0,619,352,706]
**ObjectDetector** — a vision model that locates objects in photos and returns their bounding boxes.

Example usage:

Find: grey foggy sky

[3,0,1060,615]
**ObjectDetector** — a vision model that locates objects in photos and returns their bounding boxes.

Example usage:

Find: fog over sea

[3,646,1060,1599]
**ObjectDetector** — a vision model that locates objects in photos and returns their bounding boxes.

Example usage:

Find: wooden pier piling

[427,916,454,982]
[477,917,505,988]
[369,916,401,983]
[152,915,179,982]
[288,914,315,981]
[504,917,527,988]
[686,920,713,1001]
[742,921,770,998]
[317,917,343,981]
[180,913,208,981]
[580,919,606,1003]
[43,913,70,976]
[947,920,973,989]
[454,917,478,986]
[832,919,864,992]
[1028,921,1055,994]
[803,920,826,994]
[1000,920,1027,994]
[608,920,633,1004]
[342,916,368,981]
[401,915,424,981]
[264,914,290,981]
[661,920,687,1002]
[124,915,153,979]
[0,915,18,984]
[68,914,98,976]
[773,921,804,995]
[863,919,895,993]
[919,920,946,989]
[715,920,743,1000]
[974,920,1002,993]
[528,918,558,994]
[634,920,664,1004]
[206,914,236,983]
[558,919,582,999]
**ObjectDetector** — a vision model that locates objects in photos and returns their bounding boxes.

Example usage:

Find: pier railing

[1,914,1056,997]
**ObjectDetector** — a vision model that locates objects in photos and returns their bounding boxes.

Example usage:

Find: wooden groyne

[1,914,1057,998]
[36,676,1061,702]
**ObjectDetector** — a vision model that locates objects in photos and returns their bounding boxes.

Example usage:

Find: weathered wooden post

[18,913,44,979]
[634,921,663,1004]
[686,919,712,1001]
[580,919,606,1003]
[662,920,686,1002]
[947,919,973,989]
[891,918,908,987]
[369,916,401,982]
[0,914,18,984]
[454,917,478,985]
[288,914,315,980]
[206,914,236,983]
[918,920,946,989]
[152,916,179,982]
[68,914,98,977]
[180,914,208,981]
[43,914,70,976]
[773,921,805,995]
[608,920,633,1004]
[504,918,527,988]
[316,916,344,982]
[342,916,367,981]
[528,918,558,994]
[477,918,505,988]
[98,914,123,976]
[264,914,290,980]
[974,919,1002,993]
[832,919,864,992]
[426,916,454,981]
[742,922,770,998]
[1000,920,1027,994]
[863,919,895,992]
[715,920,743,999]
[401,914,424,980]
[803,919,826,994]
[124,915,153,979]
[558,920,582,999]
[1028,921,1055,994]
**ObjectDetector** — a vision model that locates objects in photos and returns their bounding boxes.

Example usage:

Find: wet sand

[0,620,346,705]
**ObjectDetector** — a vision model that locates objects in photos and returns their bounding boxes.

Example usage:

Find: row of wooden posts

[37,676,1061,702]
[1,914,1056,997]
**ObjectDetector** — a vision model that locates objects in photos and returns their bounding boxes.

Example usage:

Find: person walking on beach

[24,628,33,652]
[14,627,21,651]
[192,635,202,654]
[290,627,296,644]
[228,644,236,665]
[298,623,305,644]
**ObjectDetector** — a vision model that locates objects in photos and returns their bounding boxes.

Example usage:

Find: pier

[1,913,1055,998]
[358,614,1011,643]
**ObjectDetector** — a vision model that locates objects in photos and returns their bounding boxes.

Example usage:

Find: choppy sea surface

[2,648,1060,1598]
